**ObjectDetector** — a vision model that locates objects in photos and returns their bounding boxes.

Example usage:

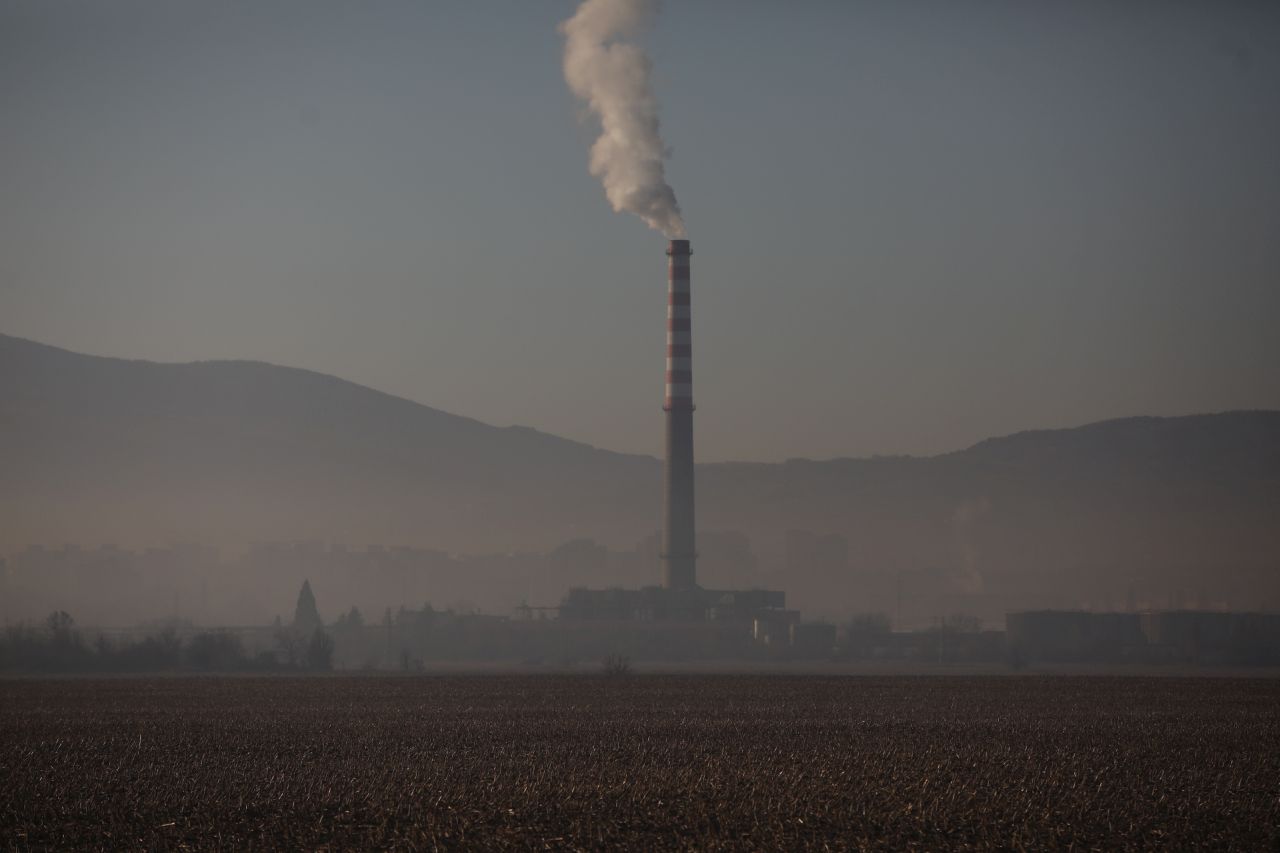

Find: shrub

[601,653,632,677]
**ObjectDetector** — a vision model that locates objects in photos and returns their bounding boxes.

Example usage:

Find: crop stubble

[1,675,1278,849]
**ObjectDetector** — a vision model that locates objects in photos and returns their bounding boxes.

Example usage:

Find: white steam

[560,0,686,238]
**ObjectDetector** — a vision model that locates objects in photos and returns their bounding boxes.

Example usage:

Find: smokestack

[662,238,696,591]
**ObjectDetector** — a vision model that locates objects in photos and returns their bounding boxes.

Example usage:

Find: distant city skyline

[4,1,1279,462]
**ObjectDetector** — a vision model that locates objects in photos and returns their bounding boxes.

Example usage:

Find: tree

[306,627,334,671]
[336,606,364,630]
[45,611,76,647]
[44,611,86,668]
[186,631,247,671]
[293,580,322,637]
[274,626,302,667]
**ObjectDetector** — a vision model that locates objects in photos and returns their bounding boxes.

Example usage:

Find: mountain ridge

[3,331,1278,617]
[8,330,1272,466]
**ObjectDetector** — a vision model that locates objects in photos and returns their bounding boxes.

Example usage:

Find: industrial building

[1007,610,1280,664]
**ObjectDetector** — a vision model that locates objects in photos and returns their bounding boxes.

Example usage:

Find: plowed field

[2,676,1278,849]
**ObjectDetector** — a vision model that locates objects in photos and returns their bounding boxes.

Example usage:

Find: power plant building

[1007,610,1280,664]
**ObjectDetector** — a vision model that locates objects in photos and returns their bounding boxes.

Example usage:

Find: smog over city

[3,1,1280,848]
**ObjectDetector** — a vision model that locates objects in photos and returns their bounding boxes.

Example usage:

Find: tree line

[0,610,334,673]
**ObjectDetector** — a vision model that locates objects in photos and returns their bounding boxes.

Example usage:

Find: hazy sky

[3,1,1278,462]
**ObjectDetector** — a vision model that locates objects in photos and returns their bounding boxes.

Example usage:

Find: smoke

[560,0,686,238]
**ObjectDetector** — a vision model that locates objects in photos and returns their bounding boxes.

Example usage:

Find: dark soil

[2,675,1278,849]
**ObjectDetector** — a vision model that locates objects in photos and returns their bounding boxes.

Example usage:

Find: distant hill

[0,333,660,554]
[3,332,1278,618]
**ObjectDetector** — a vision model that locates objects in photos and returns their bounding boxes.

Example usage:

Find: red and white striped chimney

[662,239,696,591]
[665,239,693,409]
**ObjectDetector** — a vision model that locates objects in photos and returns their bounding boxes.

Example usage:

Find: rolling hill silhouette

[3,332,1277,615]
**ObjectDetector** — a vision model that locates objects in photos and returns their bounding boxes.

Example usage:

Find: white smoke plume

[560,0,686,238]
